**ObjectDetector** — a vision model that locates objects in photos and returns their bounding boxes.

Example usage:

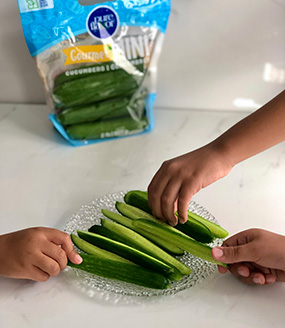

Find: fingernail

[169,219,176,226]
[238,268,248,277]
[266,276,275,284]
[253,277,262,284]
[75,254,83,264]
[212,247,224,258]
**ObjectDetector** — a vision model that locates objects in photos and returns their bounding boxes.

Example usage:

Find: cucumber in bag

[17,0,171,146]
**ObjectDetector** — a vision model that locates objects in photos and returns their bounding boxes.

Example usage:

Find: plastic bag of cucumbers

[17,0,171,146]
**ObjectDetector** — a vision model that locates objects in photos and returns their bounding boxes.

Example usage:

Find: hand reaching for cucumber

[148,145,232,226]
[0,227,82,282]
[148,90,285,226]
[212,229,285,285]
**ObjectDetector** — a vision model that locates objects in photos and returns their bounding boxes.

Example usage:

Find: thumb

[65,247,83,265]
[47,229,83,265]
[55,233,83,265]
[62,241,83,265]
[212,244,255,264]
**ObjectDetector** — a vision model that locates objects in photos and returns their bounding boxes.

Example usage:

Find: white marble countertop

[0,103,285,328]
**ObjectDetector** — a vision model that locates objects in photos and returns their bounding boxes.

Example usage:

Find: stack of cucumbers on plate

[68,190,229,290]
[52,61,148,140]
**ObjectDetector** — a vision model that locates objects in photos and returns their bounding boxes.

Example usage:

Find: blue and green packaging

[17,0,171,146]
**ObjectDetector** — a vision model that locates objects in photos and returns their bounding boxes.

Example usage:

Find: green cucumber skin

[53,69,138,109]
[117,200,213,245]
[57,97,131,125]
[77,230,174,277]
[88,224,135,246]
[68,253,170,290]
[88,223,184,278]
[71,234,130,264]
[85,225,187,279]
[116,201,155,221]
[100,218,191,277]
[87,223,184,281]
[124,190,224,242]
[102,209,184,256]
[89,224,129,244]
[90,220,157,253]
[133,219,227,268]
[66,116,148,140]
[89,222,170,260]
[187,212,229,239]
[124,190,151,214]
[176,219,215,244]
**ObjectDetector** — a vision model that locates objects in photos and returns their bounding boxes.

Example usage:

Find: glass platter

[64,191,223,297]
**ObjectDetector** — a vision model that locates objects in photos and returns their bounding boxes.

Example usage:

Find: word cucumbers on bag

[17,0,171,146]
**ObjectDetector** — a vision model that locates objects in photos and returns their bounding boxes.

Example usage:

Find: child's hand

[0,227,82,282]
[148,144,232,226]
[148,91,285,226]
[212,229,285,285]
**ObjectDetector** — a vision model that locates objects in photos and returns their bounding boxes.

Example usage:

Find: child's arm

[213,89,285,167]
[148,91,285,226]
[0,227,82,281]
[212,228,285,285]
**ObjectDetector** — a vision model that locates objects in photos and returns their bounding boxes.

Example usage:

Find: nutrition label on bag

[19,0,54,13]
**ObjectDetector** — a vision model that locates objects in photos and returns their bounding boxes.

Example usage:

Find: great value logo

[86,6,119,40]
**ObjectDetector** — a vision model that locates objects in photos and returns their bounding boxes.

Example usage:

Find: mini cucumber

[88,222,185,280]
[71,233,130,264]
[187,211,229,239]
[117,200,214,244]
[57,97,131,125]
[53,69,138,109]
[102,208,184,256]
[175,218,215,244]
[68,253,170,290]
[99,218,191,278]
[66,116,148,140]
[124,190,221,242]
[116,201,155,221]
[77,230,174,278]
[89,224,129,244]
[124,190,151,214]
[132,219,227,267]
[88,224,184,281]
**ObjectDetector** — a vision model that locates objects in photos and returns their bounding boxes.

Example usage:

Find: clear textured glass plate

[64,191,223,297]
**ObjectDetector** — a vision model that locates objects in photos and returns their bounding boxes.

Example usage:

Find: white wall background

[0,0,284,110]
